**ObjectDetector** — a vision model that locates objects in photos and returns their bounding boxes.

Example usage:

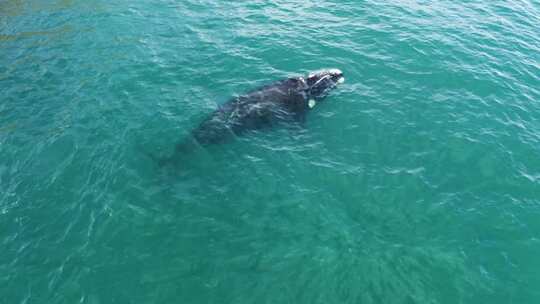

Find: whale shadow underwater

[155,69,345,166]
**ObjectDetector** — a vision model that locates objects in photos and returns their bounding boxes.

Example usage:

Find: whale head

[306,68,344,101]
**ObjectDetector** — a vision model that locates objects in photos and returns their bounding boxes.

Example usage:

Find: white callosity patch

[308,68,343,78]
[308,99,316,108]
[327,68,343,75]
[338,77,345,84]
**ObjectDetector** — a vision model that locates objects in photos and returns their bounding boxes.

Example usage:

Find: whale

[188,69,343,145]
[157,69,344,163]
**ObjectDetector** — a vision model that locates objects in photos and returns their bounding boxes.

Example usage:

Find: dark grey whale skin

[164,69,344,161]
[189,77,310,147]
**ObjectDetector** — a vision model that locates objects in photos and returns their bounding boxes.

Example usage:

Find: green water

[1,0,540,303]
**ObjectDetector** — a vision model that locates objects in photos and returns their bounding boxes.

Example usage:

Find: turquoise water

[1,0,540,303]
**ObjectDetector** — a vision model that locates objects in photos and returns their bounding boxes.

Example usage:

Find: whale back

[190,77,309,145]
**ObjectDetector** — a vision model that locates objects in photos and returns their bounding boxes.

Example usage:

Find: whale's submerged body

[187,69,345,147]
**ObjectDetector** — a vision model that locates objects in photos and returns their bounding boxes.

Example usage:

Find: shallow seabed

[1,0,540,303]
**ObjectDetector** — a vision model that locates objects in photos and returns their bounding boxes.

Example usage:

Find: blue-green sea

[2,1,540,303]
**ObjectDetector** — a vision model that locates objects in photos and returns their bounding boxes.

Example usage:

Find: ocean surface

[1,0,540,303]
